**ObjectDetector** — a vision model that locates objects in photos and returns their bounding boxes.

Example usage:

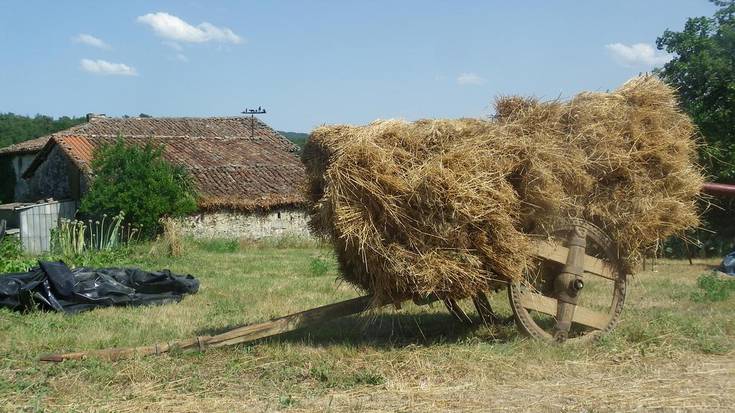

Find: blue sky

[0,1,717,132]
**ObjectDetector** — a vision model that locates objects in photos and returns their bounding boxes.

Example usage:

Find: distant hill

[278,131,309,149]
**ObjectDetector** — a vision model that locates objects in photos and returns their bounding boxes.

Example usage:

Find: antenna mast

[242,107,267,138]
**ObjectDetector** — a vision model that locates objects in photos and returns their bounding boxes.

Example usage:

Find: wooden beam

[517,290,610,330]
[533,240,618,281]
[41,295,378,362]
[206,295,377,348]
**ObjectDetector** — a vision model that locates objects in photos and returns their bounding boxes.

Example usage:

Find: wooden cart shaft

[41,295,381,362]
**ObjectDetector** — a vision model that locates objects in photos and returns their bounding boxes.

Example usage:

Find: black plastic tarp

[720,251,735,276]
[0,261,199,313]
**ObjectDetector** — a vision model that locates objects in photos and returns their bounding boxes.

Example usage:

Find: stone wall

[178,207,312,239]
[25,146,75,202]
[1,154,37,202]
[13,154,36,200]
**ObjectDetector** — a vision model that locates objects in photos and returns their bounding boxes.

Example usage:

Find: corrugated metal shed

[0,200,76,253]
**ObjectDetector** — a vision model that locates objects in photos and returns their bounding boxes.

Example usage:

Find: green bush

[0,236,36,273]
[80,138,198,238]
[308,255,331,277]
[691,272,735,302]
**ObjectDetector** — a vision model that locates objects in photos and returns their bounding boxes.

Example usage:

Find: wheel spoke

[533,239,619,281]
[517,290,610,330]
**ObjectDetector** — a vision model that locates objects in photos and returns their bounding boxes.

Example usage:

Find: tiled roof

[21,117,305,211]
[0,136,53,155]
[0,116,298,155]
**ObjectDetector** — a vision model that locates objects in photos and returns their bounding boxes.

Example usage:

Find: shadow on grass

[195,309,521,349]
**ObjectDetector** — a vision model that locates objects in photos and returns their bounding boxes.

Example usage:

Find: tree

[656,0,735,253]
[656,0,735,181]
[80,139,198,237]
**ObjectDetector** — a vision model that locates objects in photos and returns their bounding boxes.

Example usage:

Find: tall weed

[51,211,141,256]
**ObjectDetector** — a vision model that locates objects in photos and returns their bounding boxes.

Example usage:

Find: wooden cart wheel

[508,217,627,343]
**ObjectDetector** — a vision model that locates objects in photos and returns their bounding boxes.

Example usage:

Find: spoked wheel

[509,217,627,343]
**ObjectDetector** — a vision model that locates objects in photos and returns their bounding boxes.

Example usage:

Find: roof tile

[19,117,305,211]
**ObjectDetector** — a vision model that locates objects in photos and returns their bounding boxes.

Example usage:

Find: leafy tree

[80,139,198,237]
[656,0,735,180]
[656,0,735,254]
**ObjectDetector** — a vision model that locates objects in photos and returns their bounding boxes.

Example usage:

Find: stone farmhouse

[0,115,309,239]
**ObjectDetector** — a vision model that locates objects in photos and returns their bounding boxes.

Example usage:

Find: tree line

[0,113,86,149]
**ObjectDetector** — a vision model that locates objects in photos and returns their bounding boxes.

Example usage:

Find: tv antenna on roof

[242,107,267,138]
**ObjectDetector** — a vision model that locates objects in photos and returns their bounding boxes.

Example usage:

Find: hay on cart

[302,76,703,302]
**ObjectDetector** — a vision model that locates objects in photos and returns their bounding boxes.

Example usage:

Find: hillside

[278,131,309,148]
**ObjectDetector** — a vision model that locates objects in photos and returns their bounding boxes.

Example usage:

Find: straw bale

[302,76,703,301]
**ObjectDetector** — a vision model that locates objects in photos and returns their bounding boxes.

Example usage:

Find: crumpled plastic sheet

[720,251,735,276]
[0,261,199,313]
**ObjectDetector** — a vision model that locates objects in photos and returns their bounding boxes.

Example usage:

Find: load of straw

[302,76,703,302]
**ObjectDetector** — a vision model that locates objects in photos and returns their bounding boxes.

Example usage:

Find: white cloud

[605,43,672,67]
[136,12,242,44]
[72,33,111,49]
[457,73,486,86]
[80,59,137,76]
[175,53,188,62]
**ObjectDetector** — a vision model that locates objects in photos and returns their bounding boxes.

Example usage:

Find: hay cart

[42,217,628,362]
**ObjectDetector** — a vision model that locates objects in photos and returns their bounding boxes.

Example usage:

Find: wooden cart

[41,217,627,362]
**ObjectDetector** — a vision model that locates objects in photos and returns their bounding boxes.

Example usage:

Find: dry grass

[302,76,703,302]
[0,241,732,412]
[161,218,183,257]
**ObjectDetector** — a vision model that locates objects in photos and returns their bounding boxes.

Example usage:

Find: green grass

[0,242,733,412]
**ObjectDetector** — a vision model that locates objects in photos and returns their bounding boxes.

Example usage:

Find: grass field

[1,240,734,412]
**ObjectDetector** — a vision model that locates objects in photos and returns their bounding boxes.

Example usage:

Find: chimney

[86,113,107,122]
